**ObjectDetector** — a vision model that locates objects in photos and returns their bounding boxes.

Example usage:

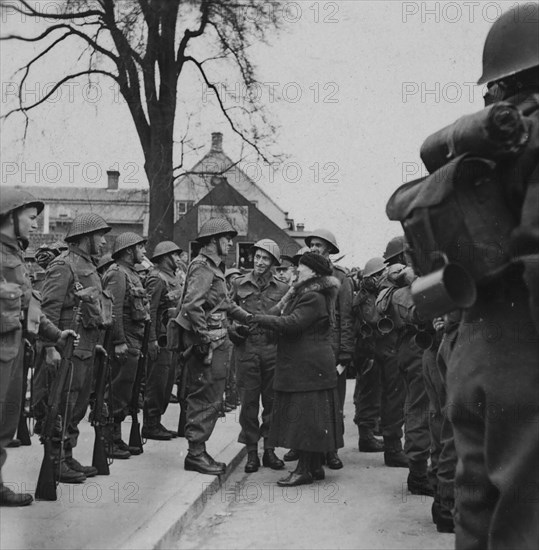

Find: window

[189,241,202,261]
[237,242,254,270]
[175,201,194,220]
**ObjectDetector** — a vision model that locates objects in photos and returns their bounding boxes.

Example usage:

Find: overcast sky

[1,1,530,266]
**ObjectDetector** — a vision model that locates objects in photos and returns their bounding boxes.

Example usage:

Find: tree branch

[9,0,104,20]
[185,55,271,163]
[2,70,119,121]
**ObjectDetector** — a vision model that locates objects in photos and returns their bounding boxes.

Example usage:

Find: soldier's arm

[40,261,72,338]
[103,268,127,345]
[180,263,214,342]
[145,272,164,342]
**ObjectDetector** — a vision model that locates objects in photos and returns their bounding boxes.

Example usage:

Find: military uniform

[377,274,431,492]
[352,284,405,450]
[177,248,249,458]
[231,270,288,452]
[103,259,149,445]
[38,246,107,463]
[0,234,61,486]
[143,264,182,431]
[447,92,539,549]
[331,262,354,428]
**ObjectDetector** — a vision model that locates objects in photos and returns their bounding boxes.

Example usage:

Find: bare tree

[1,0,282,251]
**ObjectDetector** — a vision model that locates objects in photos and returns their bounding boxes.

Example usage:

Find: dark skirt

[268,387,344,453]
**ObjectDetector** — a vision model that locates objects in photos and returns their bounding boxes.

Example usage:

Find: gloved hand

[194,342,210,359]
[56,329,79,349]
[45,347,61,370]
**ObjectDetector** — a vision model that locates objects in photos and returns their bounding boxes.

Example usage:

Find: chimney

[296,223,305,232]
[211,132,223,153]
[107,170,120,190]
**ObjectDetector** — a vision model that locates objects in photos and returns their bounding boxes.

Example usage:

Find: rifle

[35,332,77,501]
[177,345,193,437]
[128,320,150,453]
[91,328,112,475]
[16,339,34,446]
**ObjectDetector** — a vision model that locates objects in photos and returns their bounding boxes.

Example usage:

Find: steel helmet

[64,213,111,242]
[305,228,340,254]
[97,253,114,272]
[252,239,281,265]
[383,236,406,262]
[150,240,182,261]
[363,257,386,278]
[478,3,539,85]
[112,232,146,258]
[0,187,44,217]
[292,246,310,266]
[197,218,238,242]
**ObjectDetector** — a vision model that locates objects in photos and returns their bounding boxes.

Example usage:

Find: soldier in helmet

[96,253,114,277]
[229,239,288,473]
[305,229,354,470]
[142,241,183,440]
[352,256,406,457]
[376,236,431,494]
[274,255,296,285]
[37,213,112,483]
[102,232,150,459]
[442,5,539,548]
[175,218,250,475]
[0,187,75,506]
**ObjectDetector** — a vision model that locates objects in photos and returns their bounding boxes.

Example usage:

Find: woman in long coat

[251,252,343,487]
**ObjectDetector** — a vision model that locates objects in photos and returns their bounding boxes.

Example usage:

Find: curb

[119,444,247,549]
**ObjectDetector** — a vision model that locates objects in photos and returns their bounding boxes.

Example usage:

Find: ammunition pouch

[76,286,114,329]
[0,281,23,335]
[166,318,185,352]
[129,286,149,322]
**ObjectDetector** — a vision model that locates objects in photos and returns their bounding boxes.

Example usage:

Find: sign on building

[197,205,249,236]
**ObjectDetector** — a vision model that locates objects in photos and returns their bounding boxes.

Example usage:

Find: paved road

[173,382,455,550]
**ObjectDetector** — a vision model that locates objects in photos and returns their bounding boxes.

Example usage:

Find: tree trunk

[145,117,175,254]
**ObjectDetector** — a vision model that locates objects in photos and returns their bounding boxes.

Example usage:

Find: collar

[0,232,23,253]
[246,269,274,289]
[68,244,92,263]
[116,259,137,273]
[199,248,225,273]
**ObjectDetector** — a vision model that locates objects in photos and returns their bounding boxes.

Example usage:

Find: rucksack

[386,154,517,283]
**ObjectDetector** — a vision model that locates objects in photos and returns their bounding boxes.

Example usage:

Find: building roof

[174,178,301,259]
[14,185,148,225]
[174,134,289,229]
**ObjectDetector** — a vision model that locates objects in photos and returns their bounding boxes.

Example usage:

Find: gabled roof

[174,179,300,257]
[174,146,288,228]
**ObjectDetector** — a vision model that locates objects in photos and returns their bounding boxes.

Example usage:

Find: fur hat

[299,252,332,277]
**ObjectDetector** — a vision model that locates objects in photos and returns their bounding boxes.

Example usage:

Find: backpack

[386,154,517,283]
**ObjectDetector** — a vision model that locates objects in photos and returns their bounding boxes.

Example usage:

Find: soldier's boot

[262,448,285,470]
[114,421,142,456]
[407,461,434,496]
[142,416,171,441]
[383,437,408,468]
[244,450,260,473]
[57,461,87,483]
[0,484,33,507]
[185,450,226,475]
[358,427,384,452]
[310,452,325,481]
[159,422,178,438]
[104,423,130,460]
[65,456,98,478]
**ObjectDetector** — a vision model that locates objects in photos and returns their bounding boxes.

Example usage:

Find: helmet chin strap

[11,210,29,249]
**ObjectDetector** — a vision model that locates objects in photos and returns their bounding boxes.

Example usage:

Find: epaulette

[333,264,347,274]
[108,263,120,271]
